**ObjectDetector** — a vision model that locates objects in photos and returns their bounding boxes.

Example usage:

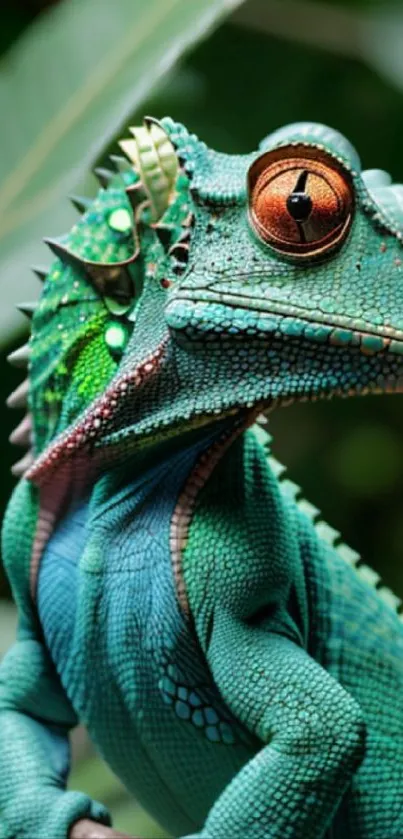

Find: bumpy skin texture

[1,118,403,839]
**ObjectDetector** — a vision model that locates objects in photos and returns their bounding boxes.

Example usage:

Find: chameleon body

[1,117,403,839]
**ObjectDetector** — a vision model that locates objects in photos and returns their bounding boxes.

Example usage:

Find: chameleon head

[163,120,403,410]
[23,119,403,484]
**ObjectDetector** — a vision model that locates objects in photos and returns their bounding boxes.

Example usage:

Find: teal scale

[37,428,257,837]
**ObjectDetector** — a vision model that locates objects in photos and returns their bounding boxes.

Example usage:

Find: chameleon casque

[1,115,403,839]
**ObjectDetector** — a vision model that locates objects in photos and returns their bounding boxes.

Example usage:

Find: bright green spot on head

[105,322,128,354]
[108,208,132,233]
[44,388,62,404]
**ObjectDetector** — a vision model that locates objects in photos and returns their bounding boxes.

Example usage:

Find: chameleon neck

[29,409,258,600]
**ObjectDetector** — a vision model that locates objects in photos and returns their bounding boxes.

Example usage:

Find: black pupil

[286,170,313,223]
[286,192,313,222]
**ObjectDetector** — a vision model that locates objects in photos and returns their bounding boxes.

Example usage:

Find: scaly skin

[1,118,403,839]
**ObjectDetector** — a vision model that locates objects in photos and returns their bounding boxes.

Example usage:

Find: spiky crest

[109,154,131,174]
[93,167,114,188]
[7,379,29,410]
[7,344,30,369]
[119,117,179,223]
[9,414,32,447]
[254,425,403,619]
[17,302,37,320]
[69,195,92,214]
[11,451,34,478]
[44,236,137,304]
[31,265,49,282]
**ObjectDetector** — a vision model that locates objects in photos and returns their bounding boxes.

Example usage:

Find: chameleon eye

[248,144,354,259]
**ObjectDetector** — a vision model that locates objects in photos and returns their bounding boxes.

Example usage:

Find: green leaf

[0,0,245,343]
[363,7,403,93]
[111,796,169,838]
[234,0,403,93]
[70,753,126,804]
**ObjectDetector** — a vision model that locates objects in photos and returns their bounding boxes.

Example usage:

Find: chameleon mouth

[166,294,403,361]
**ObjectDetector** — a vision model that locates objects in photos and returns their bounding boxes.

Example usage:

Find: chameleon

[1,115,403,839]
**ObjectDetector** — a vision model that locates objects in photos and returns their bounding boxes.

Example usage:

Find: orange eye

[248,145,354,258]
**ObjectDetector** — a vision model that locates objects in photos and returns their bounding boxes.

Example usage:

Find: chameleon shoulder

[176,429,304,645]
[1,479,39,630]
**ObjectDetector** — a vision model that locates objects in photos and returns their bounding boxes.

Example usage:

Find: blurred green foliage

[1,0,403,834]
[0,0,247,340]
[0,0,58,56]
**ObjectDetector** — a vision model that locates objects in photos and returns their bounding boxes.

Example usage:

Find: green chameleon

[1,116,403,839]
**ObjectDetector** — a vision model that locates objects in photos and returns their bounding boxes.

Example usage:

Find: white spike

[7,379,29,410]
[269,456,287,479]
[9,414,32,447]
[119,139,138,167]
[280,479,302,501]
[337,543,361,567]
[377,586,402,612]
[11,450,34,478]
[356,564,381,588]
[315,521,341,547]
[253,424,272,450]
[297,498,321,522]
[7,343,30,369]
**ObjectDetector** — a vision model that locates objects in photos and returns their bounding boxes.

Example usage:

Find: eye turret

[248,144,354,259]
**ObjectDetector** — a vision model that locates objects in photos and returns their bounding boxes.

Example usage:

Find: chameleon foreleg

[0,641,110,839]
[0,482,111,839]
[331,730,403,838]
[199,612,366,839]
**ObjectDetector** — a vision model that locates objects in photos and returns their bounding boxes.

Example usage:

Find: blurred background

[1,0,403,835]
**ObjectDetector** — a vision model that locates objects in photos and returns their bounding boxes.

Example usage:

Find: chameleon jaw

[165,295,403,400]
[165,295,403,360]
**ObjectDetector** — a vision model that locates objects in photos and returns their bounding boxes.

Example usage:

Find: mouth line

[167,291,403,356]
